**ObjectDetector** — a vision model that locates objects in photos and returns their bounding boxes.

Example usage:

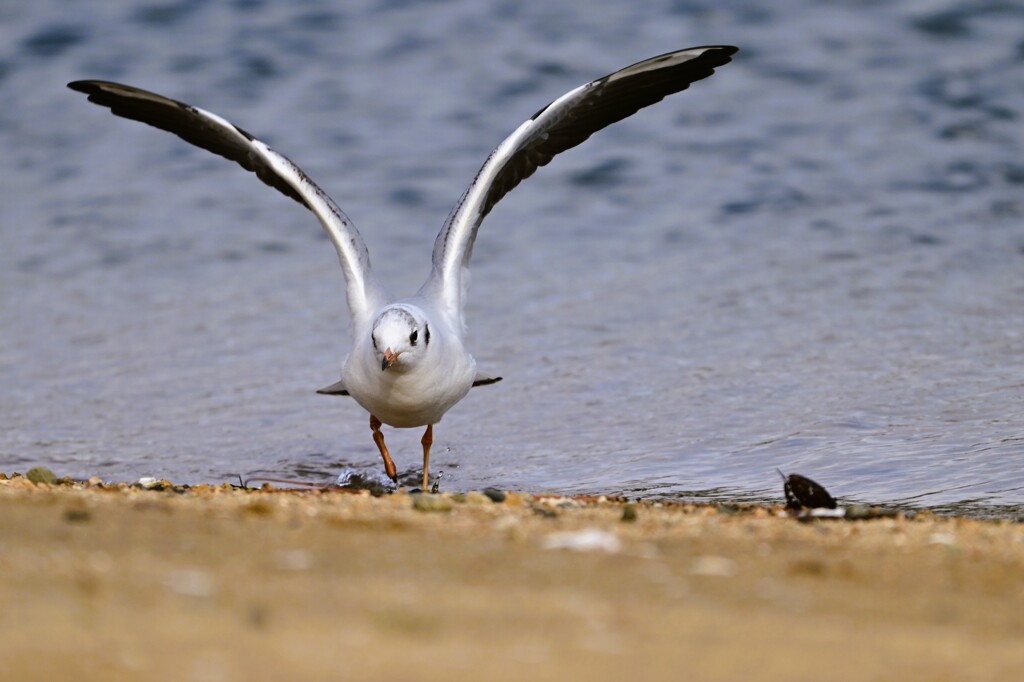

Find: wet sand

[1,474,1022,681]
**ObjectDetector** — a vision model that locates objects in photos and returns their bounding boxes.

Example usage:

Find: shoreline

[12,467,1024,521]
[2,472,1023,680]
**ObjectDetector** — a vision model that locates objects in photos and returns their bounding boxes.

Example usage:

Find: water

[2,0,1023,515]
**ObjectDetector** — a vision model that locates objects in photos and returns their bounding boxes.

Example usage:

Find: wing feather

[67,80,388,325]
[426,46,737,327]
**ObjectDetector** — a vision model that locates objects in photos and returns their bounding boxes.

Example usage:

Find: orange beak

[381,347,400,371]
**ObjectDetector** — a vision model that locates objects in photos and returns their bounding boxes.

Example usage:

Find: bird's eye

[409,329,418,345]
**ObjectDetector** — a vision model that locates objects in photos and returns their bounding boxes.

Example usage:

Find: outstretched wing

[425,46,737,327]
[67,80,388,326]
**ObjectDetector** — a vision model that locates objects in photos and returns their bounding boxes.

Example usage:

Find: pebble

[63,508,92,523]
[535,496,580,510]
[483,488,506,503]
[542,529,621,554]
[690,555,738,577]
[928,532,957,547]
[412,494,453,513]
[806,508,847,520]
[26,467,57,485]
[621,503,638,523]
[464,491,492,505]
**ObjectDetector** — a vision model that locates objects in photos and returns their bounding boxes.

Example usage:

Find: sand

[1,473,1022,681]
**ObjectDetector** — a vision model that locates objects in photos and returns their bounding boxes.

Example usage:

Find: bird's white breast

[341,335,476,429]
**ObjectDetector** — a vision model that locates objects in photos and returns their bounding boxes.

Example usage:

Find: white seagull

[68,45,738,491]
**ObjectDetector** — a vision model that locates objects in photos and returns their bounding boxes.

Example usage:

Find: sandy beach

[1,473,1022,682]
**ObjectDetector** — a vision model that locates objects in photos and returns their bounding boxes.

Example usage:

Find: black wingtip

[315,388,350,396]
[67,79,124,95]
[688,45,740,67]
[694,45,740,67]
[696,45,739,55]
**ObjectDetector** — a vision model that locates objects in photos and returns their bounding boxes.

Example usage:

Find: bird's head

[371,305,430,372]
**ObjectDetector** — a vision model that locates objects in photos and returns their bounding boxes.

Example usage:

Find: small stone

[64,508,92,523]
[807,507,847,519]
[690,555,738,577]
[26,467,57,485]
[788,558,827,576]
[242,500,274,516]
[779,471,837,510]
[87,476,104,487]
[464,491,491,505]
[621,503,638,523]
[843,504,873,520]
[928,532,957,547]
[542,529,621,554]
[138,477,160,489]
[483,488,506,503]
[412,494,453,513]
[535,495,579,511]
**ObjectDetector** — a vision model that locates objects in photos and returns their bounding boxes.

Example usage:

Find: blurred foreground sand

[1,475,1022,681]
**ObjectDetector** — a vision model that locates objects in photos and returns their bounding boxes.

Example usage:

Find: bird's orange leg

[421,424,433,492]
[370,415,398,483]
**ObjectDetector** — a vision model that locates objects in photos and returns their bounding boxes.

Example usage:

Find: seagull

[68,45,738,492]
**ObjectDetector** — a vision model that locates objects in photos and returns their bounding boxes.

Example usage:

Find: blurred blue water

[2,0,1023,515]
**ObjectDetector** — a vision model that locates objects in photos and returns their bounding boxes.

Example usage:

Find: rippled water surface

[2,0,1023,515]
